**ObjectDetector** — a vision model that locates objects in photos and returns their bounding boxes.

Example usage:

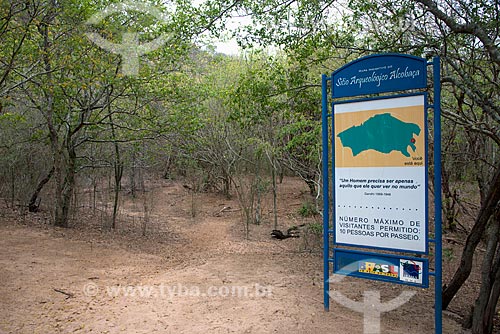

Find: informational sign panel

[334,95,427,253]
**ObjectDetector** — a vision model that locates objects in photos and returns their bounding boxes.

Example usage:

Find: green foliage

[298,201,318,217]
[307,222,323,235]
[0,112,26,125]
[443,248,455,261]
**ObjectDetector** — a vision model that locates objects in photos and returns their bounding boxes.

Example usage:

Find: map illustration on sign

[334,97,425,168]
[337,113,421,157]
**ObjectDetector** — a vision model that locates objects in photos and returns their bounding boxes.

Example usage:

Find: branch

[441,72,500,126]
[53,288,74,299]
[414,0,500,65]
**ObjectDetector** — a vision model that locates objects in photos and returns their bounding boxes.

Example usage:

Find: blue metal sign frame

[322,54,442,334]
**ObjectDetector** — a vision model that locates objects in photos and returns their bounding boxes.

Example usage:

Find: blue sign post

[322,54,442,333]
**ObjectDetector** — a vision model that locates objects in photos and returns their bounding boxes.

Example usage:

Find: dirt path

[0,179,464,333]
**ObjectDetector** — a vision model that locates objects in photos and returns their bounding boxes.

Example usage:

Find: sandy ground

[0,178,466,333]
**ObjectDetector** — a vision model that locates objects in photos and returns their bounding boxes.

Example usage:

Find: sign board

[322,53,442,333]
[334,249,429,288]
[333,94,428,253]
[332,54,427,98]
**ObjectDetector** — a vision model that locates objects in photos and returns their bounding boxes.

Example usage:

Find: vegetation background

[0,0,499,333]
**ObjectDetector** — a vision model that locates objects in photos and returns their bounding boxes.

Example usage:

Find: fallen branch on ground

[53,288,74,299]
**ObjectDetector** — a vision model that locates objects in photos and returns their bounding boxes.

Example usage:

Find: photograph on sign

[399,259,424,285]
[333,94,427,253]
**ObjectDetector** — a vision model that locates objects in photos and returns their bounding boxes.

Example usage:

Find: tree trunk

[130,157,136,198]
[38,0,66,227]
[305,178,316,196]
[109,113,122,230]
[231,175,254,240]
[484,256,500,334]
[112,159,123,229]
[272,163,278,230]
[10,165,15,208]
[441,165,458,232]
[471,216,499,333]
[254,159,263,225]
[53,149,66,227]
[55,144,76,228]
[442,164,500,309]
[163,155,172,179]
[223,169,231,199]
[28,166,54,212]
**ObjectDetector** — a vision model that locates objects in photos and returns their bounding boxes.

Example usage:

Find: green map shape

[337,113,421,157]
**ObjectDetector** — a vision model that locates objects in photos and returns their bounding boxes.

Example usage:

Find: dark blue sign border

[332,54,427,98]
